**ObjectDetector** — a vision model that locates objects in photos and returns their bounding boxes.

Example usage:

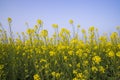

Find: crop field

[0,18,120,80]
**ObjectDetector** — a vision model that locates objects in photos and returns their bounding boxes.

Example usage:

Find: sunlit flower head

[49,51,55,56]
[92,56,101,64]
[83,60,88,66]
[64,56,68,61]
[26,28,34,34]
[52,24,58,28]
[81,29,86,34]
[8,17,12,23]
[73,70,77,74]
[37,19,43,25]
[92,66,98,73]
[99,66,105,73]
[89,26,95,32]
[76,73,84,79]
[116,51,120,58]
[40,29,48,37]
[110,32,118,39]
[76,63,80,68]
[0,65,4,70]
[69,19,73,24]
[68,51,73,56]
[33,74,40,80]
[107,51,115,57]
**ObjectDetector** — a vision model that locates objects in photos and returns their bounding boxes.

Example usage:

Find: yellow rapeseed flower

[107,51,115,57]
[51,72,61,78]
[99,66,105,73]
[33,74,40,80]
[0,64,4,70]
[116,51,120,58]
[60,28,70,35]
[83,53,88,58]
[118,44,120,49]
[49,51,55,56]
[26,28,34,35]
[92,56,101,64]
[76,73,84,79]
[89,26,95,32]
[81,29,86,34]
[8,17,12,23]
[83,60,88,66]
[110,32,118,39]
[69,64,72,67]
[76,49,83,57]
[76,63,80,68]
[40,29,48,37]
[55,73,61,78]
[52,24,58,28]
[70,39,78,44]
[64,56,68,61]
[92,66,98,73]
[73,77,78,80]
[37,19,43,25]
[69,19,73,24]
[73,70,77,74]
[68,51,73,56]
[40,59,47,63]
[51,72,56,77]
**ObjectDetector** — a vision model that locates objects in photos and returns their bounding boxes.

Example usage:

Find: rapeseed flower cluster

[33,74,41,80]
[92,56,101,64]
[0,18,120,80]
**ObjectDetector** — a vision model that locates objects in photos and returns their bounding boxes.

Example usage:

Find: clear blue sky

[0,0,120,36]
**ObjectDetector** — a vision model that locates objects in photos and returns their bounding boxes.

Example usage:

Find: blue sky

[0,0,120,36]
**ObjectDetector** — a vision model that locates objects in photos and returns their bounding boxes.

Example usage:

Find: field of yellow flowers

[0,18,120,80]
